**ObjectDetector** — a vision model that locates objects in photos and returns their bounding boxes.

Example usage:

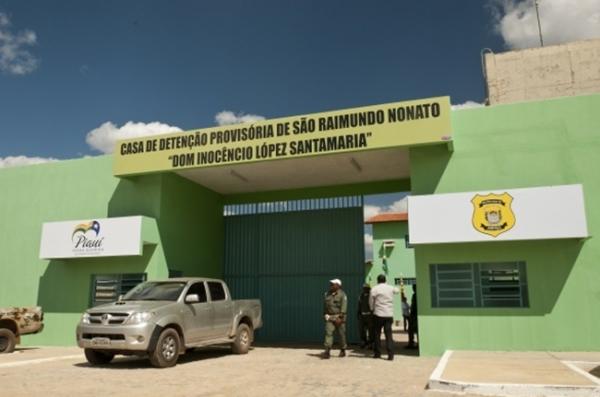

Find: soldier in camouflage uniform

[322,278,347,359]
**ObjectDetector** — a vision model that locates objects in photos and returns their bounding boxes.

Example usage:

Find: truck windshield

[122,282,186,302]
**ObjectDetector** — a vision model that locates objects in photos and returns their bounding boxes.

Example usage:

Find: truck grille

[82,333,125,340]
[88,313,129,325]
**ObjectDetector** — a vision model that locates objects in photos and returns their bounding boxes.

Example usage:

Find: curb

[427,350,600,397]
[0,354,83,369]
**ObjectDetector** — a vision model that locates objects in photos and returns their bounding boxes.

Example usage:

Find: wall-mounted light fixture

[230,170,248,182]
[383,240,395,249]
[350,157,362,173]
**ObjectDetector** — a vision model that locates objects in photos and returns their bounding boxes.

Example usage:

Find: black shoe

[322,349,331,359]
[339,349,346,358]
[405,343,416,349]
[387,355,394,361]
[373,354,381,359]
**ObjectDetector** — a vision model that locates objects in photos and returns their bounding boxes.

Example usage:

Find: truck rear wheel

[0,329,16,354]
[84,349,114,365]
[149,328,180,368]
[231,323,252,354]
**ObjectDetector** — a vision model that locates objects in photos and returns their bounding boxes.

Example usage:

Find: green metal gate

[223,197,364,343]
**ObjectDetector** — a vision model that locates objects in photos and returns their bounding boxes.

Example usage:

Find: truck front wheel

[84,349,114,365]
[0,329,16,354]
[149,328,180,368]
[231,323,252,354]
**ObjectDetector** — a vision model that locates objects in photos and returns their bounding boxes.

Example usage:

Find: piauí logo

[72,220,104,250]
[72,221,100,240]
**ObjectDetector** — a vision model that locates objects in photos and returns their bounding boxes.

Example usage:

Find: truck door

[182,282,213,343]
[207,281,233,338]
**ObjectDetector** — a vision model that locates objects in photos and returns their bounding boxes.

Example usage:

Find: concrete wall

[485,39,600,105]
[410,93,600,355]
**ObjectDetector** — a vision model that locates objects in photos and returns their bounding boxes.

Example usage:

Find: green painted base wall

[415,240,591,354]
[367,221,415,320]
[158,174,224,279]
[410,94,600,355]
[0,156,224,346]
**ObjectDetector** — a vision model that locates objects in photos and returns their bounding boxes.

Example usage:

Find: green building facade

[0,156,224,345]
[365,214,416,321]
[0,93,598,355]
[410,94,600,355]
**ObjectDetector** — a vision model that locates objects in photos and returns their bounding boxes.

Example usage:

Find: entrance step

[428,350,600,397]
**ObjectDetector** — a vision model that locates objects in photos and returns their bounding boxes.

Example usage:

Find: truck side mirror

[185,294,200,304]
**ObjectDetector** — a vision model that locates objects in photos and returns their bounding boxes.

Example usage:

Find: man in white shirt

[369,274,399,360]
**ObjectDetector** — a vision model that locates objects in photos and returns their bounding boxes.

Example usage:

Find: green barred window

[90,273,147,307]
[429,262,528,308]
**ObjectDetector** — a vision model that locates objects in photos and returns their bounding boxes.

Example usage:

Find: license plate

[91,337,110,346]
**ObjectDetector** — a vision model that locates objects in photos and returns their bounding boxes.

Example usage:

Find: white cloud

[0,12,39,75]
[84,110,265,154]
[0,155,57,168]
[86,121,182,154]
[363,204,382,220]
[364,197,409,220]
[215,111,265,126]
[389,197,408,213]
[493,0,600,49]
[452,101,485,110]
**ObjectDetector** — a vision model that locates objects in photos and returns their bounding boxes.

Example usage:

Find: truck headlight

[81,313,91,324]
[126,312,153,325]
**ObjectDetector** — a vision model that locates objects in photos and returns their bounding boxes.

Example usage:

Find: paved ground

[4,331,598,397]
[0,329,450,397]
[442,351,599,386]
[428,350,600,397]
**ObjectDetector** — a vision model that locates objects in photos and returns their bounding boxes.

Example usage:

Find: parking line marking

[0,354,82,368]
[562,361,600,386]
[430,350,453,381]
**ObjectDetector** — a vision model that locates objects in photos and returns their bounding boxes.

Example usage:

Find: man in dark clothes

[357,283,373,349]
[370,274,399,361]
[407,284,418,349]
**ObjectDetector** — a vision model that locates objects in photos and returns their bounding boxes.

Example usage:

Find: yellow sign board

[113,96,452,176]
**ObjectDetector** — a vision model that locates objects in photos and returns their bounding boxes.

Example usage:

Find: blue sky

[0,0,513,160]
[2,0,599,161]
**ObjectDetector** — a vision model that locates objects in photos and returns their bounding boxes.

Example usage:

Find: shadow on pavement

[349,343,419,358]
[14,347,40,352]
[72,346,236,369]
[253,342,323,350]
[305,342,419,360]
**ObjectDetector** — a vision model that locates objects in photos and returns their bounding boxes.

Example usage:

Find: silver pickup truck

[76,278,262,368]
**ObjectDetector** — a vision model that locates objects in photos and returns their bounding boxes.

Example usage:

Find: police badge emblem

[471,193,515,237]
